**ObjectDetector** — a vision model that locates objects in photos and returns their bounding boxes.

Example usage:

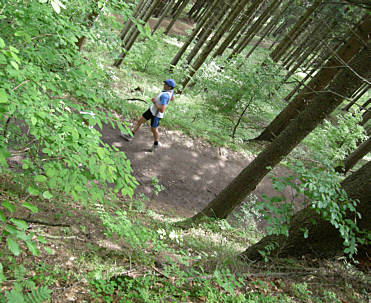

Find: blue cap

[164,79,176,88]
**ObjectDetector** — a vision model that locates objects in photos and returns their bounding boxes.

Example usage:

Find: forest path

[101,122,298,218]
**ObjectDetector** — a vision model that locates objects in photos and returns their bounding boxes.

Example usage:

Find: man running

[121,79,176,152]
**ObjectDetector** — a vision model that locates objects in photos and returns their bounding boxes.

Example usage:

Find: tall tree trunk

[191,40,370,220]
[213,0,262,58]
[230,0,282,59]
[120,0,147,41]
[361,109,371,126]
[336,137,371,173]
[165,0,191,35]
[342,84,369,111]
[270,0,322,62]
[241,161,371,260]
[245,1,290,60]
[188,0,206,20]
[255,15,371,141]
[152,0,176,34]
[186,1,228,65]
[169,0,220,69]
[360,97,371,111]
[182,0,250,89]
[114,0,161,67]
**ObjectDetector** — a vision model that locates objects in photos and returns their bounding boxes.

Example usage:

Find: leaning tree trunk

[335,137,371,173]
[213,0,262,58]
[164,0,191,35]
[241,161,371,260]
[342,84,369,111]
[270,0,322,62]
[152,0,176,34]
[182,0,250,89]
[255,15,371,141]
[169,0,220,69]
[191,38,370,220]
[244,1,291,60]
[230,0,283,59]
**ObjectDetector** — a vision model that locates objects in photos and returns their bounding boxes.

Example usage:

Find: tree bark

[244,1,290,60]
[152,0,176,34]
[191,39,370,220]
[213,0,262,58]
[336,137,371,173]
[342,84,369,111]
[169,0,220,69]
[230,0,283,59]
[182,0,250,89]
[241,161,371,260]
[270,0,322,62]
[164,0,191,35]
[255,15,371,141]
[361,109,371,126]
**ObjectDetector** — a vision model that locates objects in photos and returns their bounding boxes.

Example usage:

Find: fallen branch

[124,98,148,103]
[12,217,71,227]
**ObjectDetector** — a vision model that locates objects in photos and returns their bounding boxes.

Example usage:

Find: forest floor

[101,120,299,221]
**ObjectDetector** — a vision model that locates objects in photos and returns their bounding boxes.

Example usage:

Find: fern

[5,289,25,303]
[26,286,51,303]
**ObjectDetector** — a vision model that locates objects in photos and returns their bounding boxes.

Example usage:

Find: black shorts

[142,108,161,128]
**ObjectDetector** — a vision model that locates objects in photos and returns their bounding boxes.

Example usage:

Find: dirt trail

[101,122,298,218]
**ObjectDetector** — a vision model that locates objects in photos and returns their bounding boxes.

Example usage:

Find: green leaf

[27,186,39,196]
[6,289,25,303]
[26,240,39,256]
[10,218,28,230]
[45,167,56,177]
[10,61,18,70]
[38,236,48,244]
[0,37,5,48]
[2,200,15,213]
[22,202,38,213]
[51,0,61,13]
[7,238,21,256]
[0,88,8,103]
[0,210,5,222]
[31,116,37,125]
[97,147,105,159]
[35,175,47,182]
[44,247,53,254]
[43,191,53,199]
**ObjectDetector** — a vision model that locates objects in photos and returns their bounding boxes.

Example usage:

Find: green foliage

[191,55,286,141]
[256,112,367,257]
[151,177,165,196]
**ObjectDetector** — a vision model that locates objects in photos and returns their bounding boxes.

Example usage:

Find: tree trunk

[191,39,370,220]
[152,0,176,34]
[336,137,371,173]
[120,0,147,41]
[342,84,369,111]
[213,0,262,58]
[241,161,371,260]
[255,15,371,141]
[182,0,250,90]
[361,109,371,126]
[270,0,322,62]
[169,0,220,69]
[245,1,290,60]
[230,0,283,59]
[165,0,191,35]
[114,0,161,67]
[360,97,371,110]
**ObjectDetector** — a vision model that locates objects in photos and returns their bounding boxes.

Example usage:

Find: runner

[121,79,176,151]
